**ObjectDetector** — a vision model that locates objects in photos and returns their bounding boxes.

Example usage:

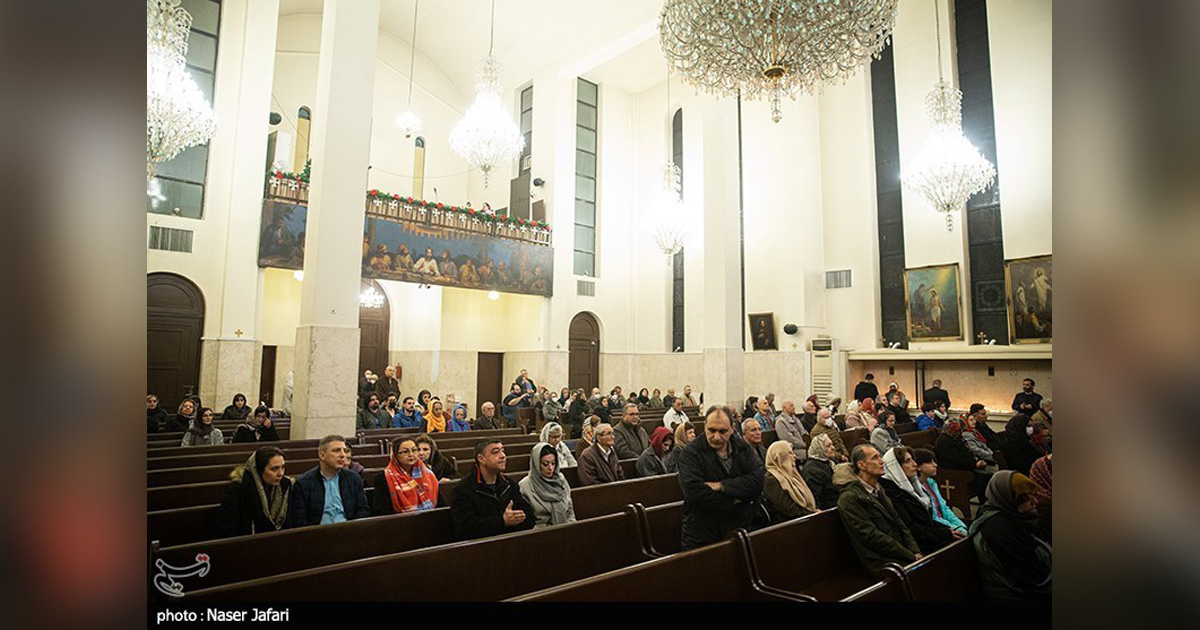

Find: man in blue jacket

[392,396,423,429]
[675,406,765,551]
[289,435,370,527]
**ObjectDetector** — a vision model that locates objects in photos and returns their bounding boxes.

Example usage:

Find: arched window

[413,136,426,199]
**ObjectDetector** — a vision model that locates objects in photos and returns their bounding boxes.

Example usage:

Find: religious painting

[362,217,554,297]
[1005,255,1052,344]
[904,264,963,341]
[748,313,777,351]
[257,199,307,270]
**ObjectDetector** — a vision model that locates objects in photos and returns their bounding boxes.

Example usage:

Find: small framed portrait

[905,264,964,341]
[1005,255,1052,344]
[749,313,777,351]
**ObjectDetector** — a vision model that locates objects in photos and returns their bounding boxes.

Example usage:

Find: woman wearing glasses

[372,436,441,515]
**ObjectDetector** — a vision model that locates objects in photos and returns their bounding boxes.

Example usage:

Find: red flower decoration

[274,171,283,179]
[406,197,413,203]
[436,202,443,209]
[369,189,379,196]
[469,209,476,215]
[393,194,400,199]
[519,219,526,225]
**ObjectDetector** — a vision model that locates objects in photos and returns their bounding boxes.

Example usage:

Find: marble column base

[199,339,261,409]
[291,325,360,440]
[703,346,745,409]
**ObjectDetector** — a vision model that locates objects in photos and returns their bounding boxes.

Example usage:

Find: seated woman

[232,405,281,443]
[447,404,472,432]
[165,398,197,433]
[665,422,695,473]
[911,448,968,536]
[421,400,449,433]
[870,409,903,454]
[969,470,1052,602]
[518,442,576,528]
[880,446,959,555]
[221,393,251,420]
[147,394,168,433]
[539,422,577,468]
[1029,454,1052,543]
[801,433,841,510]
[635,426,675,477]
[180,407,224,446]
[637,388,650,406]
[372,437,440,516]
[415,434,458,480]
[936,419,994,502]
[648,388,664,409]
[963,412,999,471]
[1002,414,1050,476]
[216,446,291,537]
[762,441,819,524]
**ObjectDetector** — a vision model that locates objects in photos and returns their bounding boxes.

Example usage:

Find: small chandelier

[645,71,691,257]
[146,0,218,180]
[449,0,524,188]
[395,0,423,139]
[903,0,996,231]
[359,286,385,309]
[659,0,899,123]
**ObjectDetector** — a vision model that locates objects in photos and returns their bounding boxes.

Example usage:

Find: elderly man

[774,400,808,462]
[837,444,922,576]
[799,399,820,433]
[741,418,767,462]
[663,397,689,431]
[752,398,774,432]
[472,401,502,430]
[450,438,535,540]
[676,406,765,550]
[613,403,651,460]
[289,435,371,527]
[578,423,625,486]
[681,385,698,407]
[662,387,678,409]
[810,408,849,462]
[375,365,400,401]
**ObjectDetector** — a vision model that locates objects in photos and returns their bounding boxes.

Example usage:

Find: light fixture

[146,0,218,180]
[644,67,692,257]
[487,290,500,301]
[359,286,385,308]
[394,0,423,139]
[902,0,996,231]
[449,0,524,188]
[659,0,899,123]
[293,270,304,282]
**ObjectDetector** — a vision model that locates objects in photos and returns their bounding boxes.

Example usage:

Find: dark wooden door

[476,352,504,415]
[147,273,205,412]
[358,280,390,378]
[569,312,600,393]
[259,345,277,407]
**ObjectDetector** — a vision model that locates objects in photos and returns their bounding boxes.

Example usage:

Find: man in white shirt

[663,397,689,431]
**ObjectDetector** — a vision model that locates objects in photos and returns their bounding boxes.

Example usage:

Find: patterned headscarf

[1029,455,1052,504]
[244,451,289,530]
[808,433,834,462]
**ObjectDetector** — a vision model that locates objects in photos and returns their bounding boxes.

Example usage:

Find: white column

[198,0,279,408]
[292,0,380,439]
[699,97,745,408]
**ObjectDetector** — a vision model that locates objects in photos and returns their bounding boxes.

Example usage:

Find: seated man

[450,438,535,541]
[232,405,281,443]
[675,406,765,550]
[472,401,502,430]
[662,397,689,431]
[836,444,922,577]
[578,423,625,486]
[741,417,766,462]
[356,393,390,431]
[773,400,808,463]
[392,396,424,429]
[612,404,650,460]
[915,400,944,431]
[752,398,774,432]
[289,435,370,527]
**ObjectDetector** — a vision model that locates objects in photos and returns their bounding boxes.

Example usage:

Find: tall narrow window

[147,0,222,219]
[413,136,426,199]
[574,78,599,277]
[671,107,685,352]
[519,86,533,173]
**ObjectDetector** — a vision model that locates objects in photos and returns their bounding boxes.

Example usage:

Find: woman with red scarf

[859,397,880,431]
[372,436,441,515]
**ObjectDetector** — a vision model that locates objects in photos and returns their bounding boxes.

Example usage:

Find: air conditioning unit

[809,338,837,406]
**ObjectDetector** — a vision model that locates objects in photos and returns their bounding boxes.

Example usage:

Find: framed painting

[1005,255,1052,344]
[904,264,963,341]
[748,313,777,351]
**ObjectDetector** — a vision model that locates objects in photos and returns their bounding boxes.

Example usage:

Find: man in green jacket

[836,444,922,577]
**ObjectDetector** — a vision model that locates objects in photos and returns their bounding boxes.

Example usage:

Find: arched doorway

[568,312,600,393]
[148,273,205,412]
[358,279,391,380]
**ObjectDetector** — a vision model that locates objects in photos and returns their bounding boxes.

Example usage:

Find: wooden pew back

[745,508,876,601]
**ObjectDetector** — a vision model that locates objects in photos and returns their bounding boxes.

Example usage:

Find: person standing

[374,365,400,402]
[1011,378,1044,416]
[922,379,951,410]
[853,373,880,405]
[675,406,765,551]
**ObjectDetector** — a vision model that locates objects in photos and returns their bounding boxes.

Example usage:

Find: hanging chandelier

[645,71,691,257]
[146,0,218,180]
[449,0,524,188]
[359,286,385,309]
[903,0,995,231]
[659,0,899,123]
[395,0,423,139]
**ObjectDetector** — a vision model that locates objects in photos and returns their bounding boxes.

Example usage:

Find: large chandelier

[146,0,218,180]
[659,0,899,123]
[395,0,423,139]
[449,0,524,188]
[902,1,995,231]
[359,286,385,309]
[645,72,691,257]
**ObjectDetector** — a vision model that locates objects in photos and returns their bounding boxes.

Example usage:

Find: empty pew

[745,508,878,601]
[841,574,909,602]
[570,474,683,520]
[147,442,385,472]
[148,438,325,459]
[840,428,871,451]
[180,508,655,602]
[507,531,812,602]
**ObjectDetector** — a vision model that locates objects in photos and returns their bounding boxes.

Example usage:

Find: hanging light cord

[934,0,945,81]
[406,0,419,107]
[488,0,496,56]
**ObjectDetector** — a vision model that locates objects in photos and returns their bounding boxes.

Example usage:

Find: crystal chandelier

[359,286,385,309]
[659,0,899,123]
[146,0,218,180]
[645,72,691,257]
[902,0,995,231]
[395,0,423,139]
[449,0,524,188]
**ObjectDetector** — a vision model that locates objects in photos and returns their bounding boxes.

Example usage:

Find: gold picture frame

[1005,255,1052,344]
[904,263,964,341]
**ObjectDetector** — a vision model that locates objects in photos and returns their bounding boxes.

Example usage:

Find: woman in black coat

[147,394,168,433]
[1002,414,1050,476]
[216,446,292,537]
[801,433,841,510]
[936,419,994,502]
[221,393,251,420]
[232,405,281,443]
[879,446,958,554]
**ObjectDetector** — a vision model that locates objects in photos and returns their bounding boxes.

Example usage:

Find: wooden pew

[507,531,812,602]
[148,438,327,459]
[570,474,682,520]
[179,509,655,602]
[841,575,909,602]
[148,452,391,487]
[744,508,878,601]
[900,428,938,450]
[637,500,684,557]
[147,442,385,472]
[897,537,984,601]
[934,468,976,524]
[840,428,871,451]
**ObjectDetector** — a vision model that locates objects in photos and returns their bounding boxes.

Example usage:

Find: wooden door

[476,352,504,416]
[358,280,390,378]
[259,345,277,407]
[568,312,600,393]
[147,273,205,412]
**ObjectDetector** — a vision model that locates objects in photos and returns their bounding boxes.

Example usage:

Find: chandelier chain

[407,0,419,108]
[935,0,945,82]
[488,0,496,56]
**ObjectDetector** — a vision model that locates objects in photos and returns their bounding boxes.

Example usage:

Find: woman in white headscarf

[539,421,577,468]
[801,433,841,510]
[879,446,958,555]
[518,442,576,528]
[762,441,819,523]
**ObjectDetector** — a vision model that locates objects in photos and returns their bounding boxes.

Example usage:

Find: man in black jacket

[451,438,535,541]
[374,365,400,402]
[1011,378,1043,416]
[675,406,765,551]
[289,435,370,527]
[853,373,880,403]
[922,379,951,410]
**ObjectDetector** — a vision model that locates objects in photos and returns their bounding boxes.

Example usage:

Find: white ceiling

[279,0,666,98]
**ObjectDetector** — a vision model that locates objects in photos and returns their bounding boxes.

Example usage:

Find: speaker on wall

[783,324,798,335]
